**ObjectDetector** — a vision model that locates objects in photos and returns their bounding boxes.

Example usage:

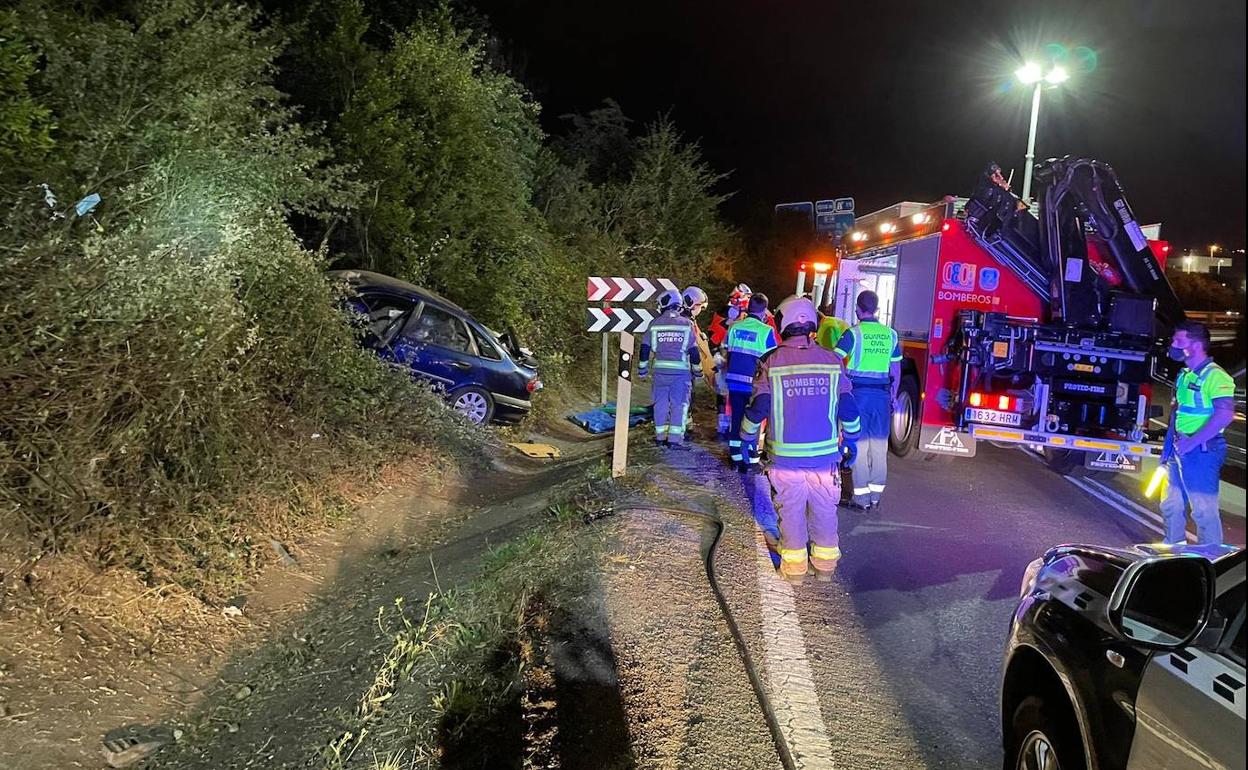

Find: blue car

[332,270,541,425]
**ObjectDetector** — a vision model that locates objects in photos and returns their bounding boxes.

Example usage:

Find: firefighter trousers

[1160,436,1225,545]
[851,385,891,505]
[768,465,842,575]
[728,389,757,467]
[652,375,692,444]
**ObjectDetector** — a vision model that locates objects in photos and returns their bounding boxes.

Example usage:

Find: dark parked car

[1001,542,1244,770]
[332,270,541,425]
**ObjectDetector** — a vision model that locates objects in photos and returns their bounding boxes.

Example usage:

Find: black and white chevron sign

[587,276,678,302]
[586,307,656,333]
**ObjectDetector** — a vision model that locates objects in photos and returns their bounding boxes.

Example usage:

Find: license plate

[964,407,1022,426]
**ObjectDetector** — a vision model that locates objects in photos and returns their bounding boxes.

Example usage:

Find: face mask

[1167,346,1186,362]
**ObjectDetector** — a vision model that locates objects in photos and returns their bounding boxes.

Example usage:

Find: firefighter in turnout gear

[639,289,701,449]
[724,293,777,471]
[741,295,861,582]
[834,290,901,510]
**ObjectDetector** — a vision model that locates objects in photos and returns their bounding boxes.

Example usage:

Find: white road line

[752,527,835,769]
[1062,475,1166,538]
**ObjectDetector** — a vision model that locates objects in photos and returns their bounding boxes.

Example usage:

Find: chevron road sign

[587,276,678,302]
[586,307,656,333]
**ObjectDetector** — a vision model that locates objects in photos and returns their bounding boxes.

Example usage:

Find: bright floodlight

[1016,62,1044,84]
[1045,65,1069,84]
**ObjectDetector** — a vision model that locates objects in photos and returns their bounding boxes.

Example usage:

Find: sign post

[587,276,677,477]
[611,333,635,478]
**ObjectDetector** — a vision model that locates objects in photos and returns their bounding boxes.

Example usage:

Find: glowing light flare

[1144,465,1167,498]
[1015,62,1044,85]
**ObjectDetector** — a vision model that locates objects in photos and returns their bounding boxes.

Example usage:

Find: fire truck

[808,157,1184,473]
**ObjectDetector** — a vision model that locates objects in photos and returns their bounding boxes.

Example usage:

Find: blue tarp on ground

[568,402,652,434]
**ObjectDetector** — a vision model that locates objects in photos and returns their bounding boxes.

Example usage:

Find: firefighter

[1159,321,1235,545]
[834,290,901,509]
[638,289,701,450]
[740,295,861,582]
[724,293,777,472]
[816,304,850,351]
[682,286,717,393]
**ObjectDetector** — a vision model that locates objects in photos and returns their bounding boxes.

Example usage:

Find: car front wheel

[451,386,494,426]
[1009,696,1085,770]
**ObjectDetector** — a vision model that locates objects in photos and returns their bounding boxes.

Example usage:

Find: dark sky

[472,0,1246,252]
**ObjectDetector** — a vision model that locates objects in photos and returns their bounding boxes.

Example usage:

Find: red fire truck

[814,158,1183,474]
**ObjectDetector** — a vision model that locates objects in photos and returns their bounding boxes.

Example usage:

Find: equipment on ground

[815,157,1182,471]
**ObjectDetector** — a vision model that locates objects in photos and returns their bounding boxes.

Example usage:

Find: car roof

[328,269,469,317]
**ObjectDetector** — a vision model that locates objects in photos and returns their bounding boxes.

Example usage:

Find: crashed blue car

[332,270,541,425]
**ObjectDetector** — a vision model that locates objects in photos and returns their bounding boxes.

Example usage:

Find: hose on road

[617,504,798,770]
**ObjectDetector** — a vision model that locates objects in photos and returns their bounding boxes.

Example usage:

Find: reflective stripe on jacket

[835,320,901,383]
[742,336,861,469]
[1175,360,1235,435]
[724,316,777,391]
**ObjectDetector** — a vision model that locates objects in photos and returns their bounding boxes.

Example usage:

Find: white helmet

[777,295,817,333]
[657,289,683,312]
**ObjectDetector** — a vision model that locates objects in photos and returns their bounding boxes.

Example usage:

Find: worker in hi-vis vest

[833,290,902,509]
[1160,320,1235,544]
[724,293,777,472]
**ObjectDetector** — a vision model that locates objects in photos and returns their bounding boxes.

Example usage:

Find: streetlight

[1015,62,1070,206]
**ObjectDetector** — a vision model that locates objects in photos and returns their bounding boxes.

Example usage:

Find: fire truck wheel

[889,375,921,457]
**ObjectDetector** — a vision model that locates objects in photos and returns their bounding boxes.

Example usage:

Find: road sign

[587,276,679,302]
[586,307,656,333]
[774,201,815,226]
[815,198,855,240]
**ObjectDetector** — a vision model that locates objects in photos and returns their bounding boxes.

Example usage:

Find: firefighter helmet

[656,289,683,312]
[777,295,818,336]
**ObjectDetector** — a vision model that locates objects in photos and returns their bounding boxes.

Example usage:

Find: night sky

[473,0,1246,252]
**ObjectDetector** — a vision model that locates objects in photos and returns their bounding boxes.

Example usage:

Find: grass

[322,480,612,770]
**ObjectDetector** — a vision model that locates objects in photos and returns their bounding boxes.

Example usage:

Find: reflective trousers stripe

[810,545,841,561]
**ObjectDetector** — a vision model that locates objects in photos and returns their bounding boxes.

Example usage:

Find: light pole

[1015,62,1070,206]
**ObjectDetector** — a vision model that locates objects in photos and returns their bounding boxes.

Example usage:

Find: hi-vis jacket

[639,311,700,380]
[724,315,778,392]
[742,335,861,469]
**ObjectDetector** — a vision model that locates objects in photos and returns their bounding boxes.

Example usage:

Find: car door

[390,302,481,393]
[1127,557,1246,769]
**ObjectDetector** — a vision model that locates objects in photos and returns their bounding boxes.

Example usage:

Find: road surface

[648,417,1245,770]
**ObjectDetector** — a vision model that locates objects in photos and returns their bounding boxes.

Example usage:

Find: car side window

[471,326,503,361]
[403,305,472,354]
[359,294,413,347]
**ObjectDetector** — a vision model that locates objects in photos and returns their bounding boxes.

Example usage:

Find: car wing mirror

[1107,554,1216,650]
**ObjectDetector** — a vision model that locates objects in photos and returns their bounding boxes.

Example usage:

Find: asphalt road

[689,437,1245,769]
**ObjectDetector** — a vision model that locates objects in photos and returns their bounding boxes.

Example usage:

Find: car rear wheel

[452,386,494,426]
[1009,696,1085,770]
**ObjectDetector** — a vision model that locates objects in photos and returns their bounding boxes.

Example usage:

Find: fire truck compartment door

[893,236,940,342]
